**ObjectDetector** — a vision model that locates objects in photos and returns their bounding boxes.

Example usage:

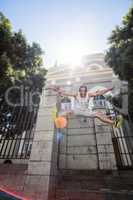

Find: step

[56,190,104,200]
[57,178,133,190]
[56,189,133,200]
[56,170,133,199]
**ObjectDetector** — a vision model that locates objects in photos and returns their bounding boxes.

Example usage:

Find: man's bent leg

[94,111,114,125]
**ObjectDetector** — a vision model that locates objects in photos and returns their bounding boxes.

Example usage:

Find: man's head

[79,85,88,97]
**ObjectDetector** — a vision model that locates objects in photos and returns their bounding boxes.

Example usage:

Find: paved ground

[56,170,133,200]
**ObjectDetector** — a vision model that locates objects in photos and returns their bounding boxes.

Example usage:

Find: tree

[105,7,133,121]
[0,12,14,95]
[0,12,47,137]
[0,12,47,104]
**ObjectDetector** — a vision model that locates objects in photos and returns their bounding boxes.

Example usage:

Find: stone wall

[59,116,98,169]
[59,111,117,170]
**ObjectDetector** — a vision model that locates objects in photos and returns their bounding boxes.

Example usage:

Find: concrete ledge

[66,155,98,169]
[36,116,54,131]
[67,146,97,154]
[30,140,53,161]
[68,135,96,146]
[34,131,54,141]
[28,161,51,175]
[67,127,94,135]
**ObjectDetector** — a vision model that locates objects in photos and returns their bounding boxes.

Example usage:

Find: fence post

[24,88,58,200]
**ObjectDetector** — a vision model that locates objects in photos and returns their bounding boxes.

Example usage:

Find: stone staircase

[55,170,133,200]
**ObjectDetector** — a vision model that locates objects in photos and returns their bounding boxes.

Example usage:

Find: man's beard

[80,92,87,97]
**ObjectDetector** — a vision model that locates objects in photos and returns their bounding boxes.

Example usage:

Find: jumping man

[47,85,123,128]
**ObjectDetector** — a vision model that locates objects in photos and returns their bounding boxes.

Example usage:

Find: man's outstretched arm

[88,87,114,97]
[45,85,77,97]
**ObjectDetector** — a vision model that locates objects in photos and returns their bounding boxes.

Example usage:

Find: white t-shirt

[75,92,90,110]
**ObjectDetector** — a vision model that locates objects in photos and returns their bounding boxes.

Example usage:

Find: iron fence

[0,102,38,159]
[112,117,133,170]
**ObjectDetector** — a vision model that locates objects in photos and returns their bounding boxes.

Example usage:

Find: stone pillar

[59,115,98,170]
[59,111,117,170]
[94,108,117,170]
[24,89,58,200]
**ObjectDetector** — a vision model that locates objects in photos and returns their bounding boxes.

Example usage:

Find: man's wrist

[108,87,113,91]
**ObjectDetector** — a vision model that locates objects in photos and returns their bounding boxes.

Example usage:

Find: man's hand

[45,85,64,96]
[105,87,114,94]
[45,85,60,92]
[91,87,114,97]
[108,87,114,91]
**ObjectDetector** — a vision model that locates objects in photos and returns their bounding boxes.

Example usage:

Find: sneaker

[114,115,124,128]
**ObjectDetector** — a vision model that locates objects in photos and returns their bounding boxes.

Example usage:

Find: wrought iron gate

[112,118,133,170]
[0,103,38,159]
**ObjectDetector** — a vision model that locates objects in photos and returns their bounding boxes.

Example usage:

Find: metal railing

[112,116,133,170]
[0,102,38,159]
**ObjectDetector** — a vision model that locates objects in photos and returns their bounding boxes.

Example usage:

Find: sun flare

[56,42,88,69]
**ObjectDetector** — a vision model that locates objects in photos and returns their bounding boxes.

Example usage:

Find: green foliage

[105,7,133,121]
[0,12,47,136]
[0,12,47,106]
[105,8,133,80]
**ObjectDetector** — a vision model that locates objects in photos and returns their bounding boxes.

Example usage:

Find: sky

[0,0,131,68]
